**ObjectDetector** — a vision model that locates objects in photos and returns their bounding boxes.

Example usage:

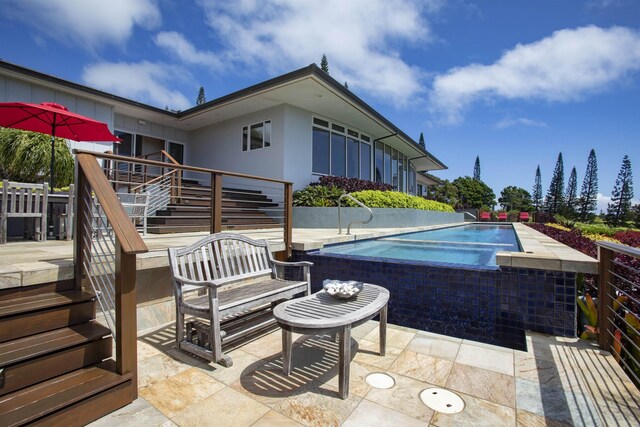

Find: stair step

[0,291,96,343]
[0,280,75,302]
[0,360,131,427]
[0,322,112,396]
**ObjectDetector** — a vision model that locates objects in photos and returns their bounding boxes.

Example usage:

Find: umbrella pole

[50,118,56,191]
[49,134,55,191]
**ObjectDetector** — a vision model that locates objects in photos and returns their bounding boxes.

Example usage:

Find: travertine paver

[88,322,640,427]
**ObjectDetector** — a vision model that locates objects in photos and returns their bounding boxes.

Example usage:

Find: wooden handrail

[137,149,181,166]
[596,240,640,258]
[131,167,178,193]
[76,153,148,254]
[75,149,293,185]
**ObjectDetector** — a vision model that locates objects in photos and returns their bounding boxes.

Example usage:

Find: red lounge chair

[480,212,490,221]
[519,212,530,222]
[498,212,508,222]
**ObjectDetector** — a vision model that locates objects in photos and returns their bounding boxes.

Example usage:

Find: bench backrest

[1,180,48,218]
[168,232,275,287]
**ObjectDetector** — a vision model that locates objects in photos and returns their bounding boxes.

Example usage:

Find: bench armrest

[173,274,223,289]
[271,260,313,268]
[271,260,313,281]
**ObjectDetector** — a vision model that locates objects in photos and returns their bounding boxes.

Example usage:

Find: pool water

[319,224,521,268]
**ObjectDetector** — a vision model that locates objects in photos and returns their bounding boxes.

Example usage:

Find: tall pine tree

[607,155,634,225]
[533,165,543,211]
[578,149,598,220]
[418,132,425,149]
[320,54,329,74]
[565,166,578,216]
[196,86,206,106]
[473,156,481,181]
[545,153,565,214]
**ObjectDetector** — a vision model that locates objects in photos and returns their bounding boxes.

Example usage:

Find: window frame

[241,120,272,152]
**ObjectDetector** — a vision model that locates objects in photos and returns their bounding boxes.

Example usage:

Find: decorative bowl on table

[322,280,364,299]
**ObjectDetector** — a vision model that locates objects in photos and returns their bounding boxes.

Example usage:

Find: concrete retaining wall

[292,207,464,229]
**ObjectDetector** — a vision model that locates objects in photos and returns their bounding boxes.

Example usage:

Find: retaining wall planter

[292,207,463,229]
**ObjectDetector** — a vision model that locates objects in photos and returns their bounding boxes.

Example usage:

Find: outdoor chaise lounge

[498,212,508,221]
[480,211,490,221]
[519,212,530,222]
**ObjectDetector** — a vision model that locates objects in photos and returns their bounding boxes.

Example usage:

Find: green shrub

[349,190,454,212]
[292,185,343,207]
[574,223,636,237]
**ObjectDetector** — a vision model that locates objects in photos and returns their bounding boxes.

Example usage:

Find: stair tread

[0,321,111,367]
[0,360,129,427]
[0,291,95,319]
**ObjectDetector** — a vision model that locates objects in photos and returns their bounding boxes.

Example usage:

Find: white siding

[187,104,285,181]
[283,105,314,190]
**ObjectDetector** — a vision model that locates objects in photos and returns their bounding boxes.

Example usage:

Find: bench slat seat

[168,232,312,367]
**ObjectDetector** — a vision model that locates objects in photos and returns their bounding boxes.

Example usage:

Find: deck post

[115,241,138,398]
[73,162,88,291]
[597,246,614,351]
[210,172,222,233]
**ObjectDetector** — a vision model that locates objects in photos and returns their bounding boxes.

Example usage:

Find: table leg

[282,328,292,375]
[338,324,351,399]
[379,304,387,356]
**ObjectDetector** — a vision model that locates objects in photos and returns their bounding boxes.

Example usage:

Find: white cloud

[596,193,640,214]
[154,32,225,70]
[5,0,160,50]
[82,61,191,111]
[171,0,443,105]
[495,117,548,130]
[430,26,640,124]
[596,193,612,214]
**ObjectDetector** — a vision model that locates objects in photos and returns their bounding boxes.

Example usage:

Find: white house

[0,60,446,192]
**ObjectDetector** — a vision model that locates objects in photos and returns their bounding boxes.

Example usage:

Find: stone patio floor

[88,321,640,427]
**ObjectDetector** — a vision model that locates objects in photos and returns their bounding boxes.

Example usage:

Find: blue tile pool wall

[294,251,576,350]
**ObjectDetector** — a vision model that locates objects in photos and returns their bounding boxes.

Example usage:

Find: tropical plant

[532,165,543,211]
[545,152,565,214]
[0,127,73,187]
[498,186,533,212]
[349,190,454,212]
[426,179,459,206]
[320,54,329,74]
[607,155,634,226]
[292,185,342,207]
[578,149,598,221]
[196,86,206,105]
[473,156,481,181]
[452,176,495,209]
[565,166,578,217]
[317,175,392,193]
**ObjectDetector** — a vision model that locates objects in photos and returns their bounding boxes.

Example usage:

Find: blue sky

[1,0,639,212]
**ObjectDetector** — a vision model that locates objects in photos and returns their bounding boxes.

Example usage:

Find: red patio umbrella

[0,102,121,189]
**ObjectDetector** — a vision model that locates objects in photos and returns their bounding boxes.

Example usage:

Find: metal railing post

[285,183,293,258]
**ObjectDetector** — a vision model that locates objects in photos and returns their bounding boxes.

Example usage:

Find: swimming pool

[319,224,521,268]
[297,223,576,350]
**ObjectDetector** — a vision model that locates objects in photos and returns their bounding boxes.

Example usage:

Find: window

[347,136,359,178]
[242,120,271,151]
[375,142,384,183]
[312,127,330,174]
[360,142,372,181]
[398,153,404,192]
[392,148,398,190]
[331,132,346,176]
[384,145,392,184]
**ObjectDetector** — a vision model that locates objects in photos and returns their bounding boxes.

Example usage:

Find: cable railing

[597,241,640,387]
[74,152,148,398]
[76,149,293,257]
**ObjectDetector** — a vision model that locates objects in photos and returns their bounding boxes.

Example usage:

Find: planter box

[292,207,463,229]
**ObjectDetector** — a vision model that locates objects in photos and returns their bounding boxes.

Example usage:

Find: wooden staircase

[0,280,134,426]
[147,181,281,234]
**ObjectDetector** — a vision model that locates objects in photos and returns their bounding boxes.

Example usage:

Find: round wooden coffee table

[273,283,389,399]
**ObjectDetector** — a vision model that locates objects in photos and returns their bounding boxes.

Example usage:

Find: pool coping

[293,222,598,275]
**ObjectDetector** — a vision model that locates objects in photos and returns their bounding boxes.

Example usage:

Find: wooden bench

[168,233,312,367]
